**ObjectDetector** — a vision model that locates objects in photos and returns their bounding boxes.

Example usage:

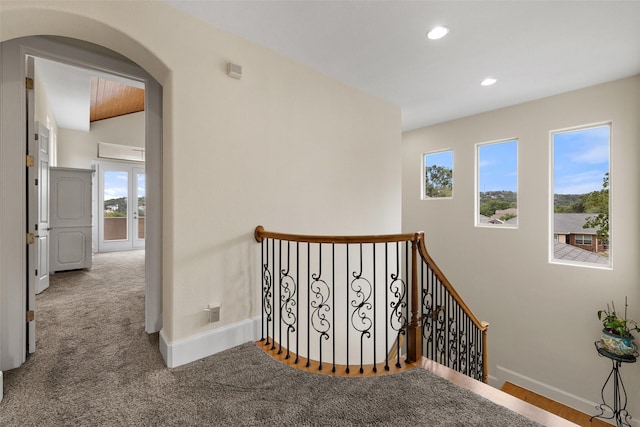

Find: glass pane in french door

[103,170,128,241]
[137,172,145,239]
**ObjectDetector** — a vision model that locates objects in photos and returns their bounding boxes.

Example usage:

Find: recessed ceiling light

[427,26,449,40]
[481,78,497,86]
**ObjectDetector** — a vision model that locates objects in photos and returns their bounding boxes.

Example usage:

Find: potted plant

[598,297,639,356]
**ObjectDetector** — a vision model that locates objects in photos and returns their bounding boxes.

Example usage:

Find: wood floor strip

[500,382,612,427]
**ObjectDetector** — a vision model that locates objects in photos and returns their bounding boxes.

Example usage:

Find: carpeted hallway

[0,250,541,426]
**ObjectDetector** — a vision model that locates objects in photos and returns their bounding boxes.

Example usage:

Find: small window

[423,150,453,199]
[552,124,610,267]
[476,139,518,226]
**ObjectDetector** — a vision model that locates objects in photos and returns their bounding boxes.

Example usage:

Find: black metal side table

[590,341,637,427]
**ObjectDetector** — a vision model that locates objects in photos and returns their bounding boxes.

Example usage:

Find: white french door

[97,161,145,252]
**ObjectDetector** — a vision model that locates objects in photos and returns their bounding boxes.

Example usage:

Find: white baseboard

[159,316,262,368]
[496,365,640,427]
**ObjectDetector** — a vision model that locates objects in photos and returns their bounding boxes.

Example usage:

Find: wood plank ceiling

[90,77,144,122]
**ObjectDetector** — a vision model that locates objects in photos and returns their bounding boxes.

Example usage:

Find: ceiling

[163,0,640,131]
[35,2,640,132]
[35,57,144,132]
[90,77,144,123]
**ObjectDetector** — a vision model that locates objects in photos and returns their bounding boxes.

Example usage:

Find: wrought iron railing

[255,226,489,382]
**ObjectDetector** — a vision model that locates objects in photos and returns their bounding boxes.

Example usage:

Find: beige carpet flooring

[0,250,541,426]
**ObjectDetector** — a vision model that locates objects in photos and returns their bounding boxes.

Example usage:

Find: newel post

[407,234,422,362]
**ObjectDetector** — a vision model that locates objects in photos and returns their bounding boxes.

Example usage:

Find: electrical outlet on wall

[205,303,221,323]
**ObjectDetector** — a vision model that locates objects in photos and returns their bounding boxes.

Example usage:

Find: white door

[35,123,51,294]
[50,167,93,272]
[98,161,145,252]
[26,57,51,354]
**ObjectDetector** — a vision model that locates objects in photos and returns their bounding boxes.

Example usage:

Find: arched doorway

[0,35,163,371]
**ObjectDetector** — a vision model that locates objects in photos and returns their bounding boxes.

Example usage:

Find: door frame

[132,165,146,249]
[0,36,163,371]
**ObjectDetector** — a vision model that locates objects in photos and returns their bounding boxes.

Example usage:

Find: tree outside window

[423,150,453,199]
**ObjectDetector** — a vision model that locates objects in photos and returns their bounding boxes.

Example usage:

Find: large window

[423,150,453,199]
[476,139,518,226]
[551,124,610,266]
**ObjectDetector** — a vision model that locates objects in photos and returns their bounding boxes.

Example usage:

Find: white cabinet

[49,167,93,272]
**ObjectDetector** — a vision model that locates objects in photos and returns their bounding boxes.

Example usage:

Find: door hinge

[35,223,38,231]
[26,310,35,322]
[26,232,35,245]
[26,154,35,167]
[25,77,34,90]
[35,178,38,186]
[35,134,39,141]
[35,269,38,276]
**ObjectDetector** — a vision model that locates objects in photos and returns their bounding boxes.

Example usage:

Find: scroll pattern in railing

[259,232,411,373]
[255,226,489,382]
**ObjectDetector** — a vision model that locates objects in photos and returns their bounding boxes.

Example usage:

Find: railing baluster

[296,242,300,364]
[346,243,350,374]
[306,243,311,368]
[271,238,276,350]
[332,243,336,373]
[372,243,377,373]
[384,243,389,371]
[261,238,265,342]
[404,240,409,365]
[407,235,421,362]
[278,240,282,355]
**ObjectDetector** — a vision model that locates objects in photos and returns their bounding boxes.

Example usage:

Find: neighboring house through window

[476,139,518,227]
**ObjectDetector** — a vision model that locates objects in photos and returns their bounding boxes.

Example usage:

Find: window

[551,124,610,266]
[423,150,453,199]
[476,139,518,226]
[575,235,593,245]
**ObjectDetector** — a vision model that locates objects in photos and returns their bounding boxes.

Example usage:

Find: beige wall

[403,76,640,415]
[0,2,401,346]
[57,111,144,169]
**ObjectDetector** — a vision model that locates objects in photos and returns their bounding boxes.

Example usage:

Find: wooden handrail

[255,225,418,245]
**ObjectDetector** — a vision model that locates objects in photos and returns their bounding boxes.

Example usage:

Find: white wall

[0,1,401,365]
[403,76,640,418]
[57,111,144,169]
[34,66,58,164]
